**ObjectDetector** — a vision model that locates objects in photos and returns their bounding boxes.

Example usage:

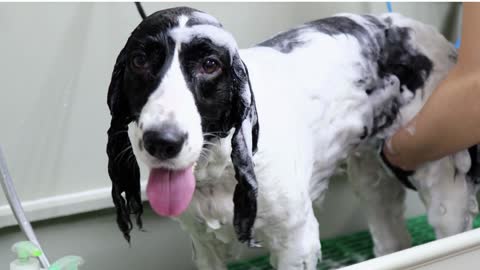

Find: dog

[106,7,479,269]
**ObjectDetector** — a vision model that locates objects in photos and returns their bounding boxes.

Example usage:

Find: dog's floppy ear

[106,47,143,243]
[230,55,260,246]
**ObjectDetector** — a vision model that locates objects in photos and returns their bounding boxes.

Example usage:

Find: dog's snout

[143,125,187,160]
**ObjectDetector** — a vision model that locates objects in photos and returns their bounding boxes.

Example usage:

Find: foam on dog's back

[380,13,457,126]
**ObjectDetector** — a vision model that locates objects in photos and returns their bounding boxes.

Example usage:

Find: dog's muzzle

[143,123,196,218]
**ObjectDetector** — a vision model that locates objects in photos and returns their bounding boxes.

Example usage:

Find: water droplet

[439,204,447,216]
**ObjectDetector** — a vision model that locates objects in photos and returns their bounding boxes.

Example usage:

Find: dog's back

[238,13,457,202]
[375,13,457,137]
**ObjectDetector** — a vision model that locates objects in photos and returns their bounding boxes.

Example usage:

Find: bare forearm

[384,3,480,170]
[386,68,480,170]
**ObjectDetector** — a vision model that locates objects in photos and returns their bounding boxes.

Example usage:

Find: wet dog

[106,7,478,269]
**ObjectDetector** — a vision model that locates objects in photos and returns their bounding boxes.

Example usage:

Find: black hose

[135,2,147,20]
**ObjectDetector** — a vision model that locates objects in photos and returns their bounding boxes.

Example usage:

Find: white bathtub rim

[342,227,480,269]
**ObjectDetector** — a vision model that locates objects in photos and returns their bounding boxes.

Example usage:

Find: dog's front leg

[177,214,232,270]
[263,199,321,270]
[190,234,229,270]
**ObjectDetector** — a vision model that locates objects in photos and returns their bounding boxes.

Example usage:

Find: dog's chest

[190,175,236,229]
[188,181,236,244]
[187,137,238,236]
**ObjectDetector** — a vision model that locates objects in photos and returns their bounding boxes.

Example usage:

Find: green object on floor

[227,215,480,270]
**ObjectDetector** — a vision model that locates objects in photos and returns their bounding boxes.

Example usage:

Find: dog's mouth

[146,165,196,217]
[144,135,210,217]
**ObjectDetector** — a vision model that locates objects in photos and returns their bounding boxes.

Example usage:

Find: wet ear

[106,48,143,243]
[230,55,260,246]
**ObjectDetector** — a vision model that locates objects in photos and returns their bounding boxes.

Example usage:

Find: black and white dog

[106,7,479,269]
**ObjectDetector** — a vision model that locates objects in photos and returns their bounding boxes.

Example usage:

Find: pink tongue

[146,166,195,217]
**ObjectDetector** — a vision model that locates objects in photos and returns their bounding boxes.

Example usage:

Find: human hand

[377,141,416,190]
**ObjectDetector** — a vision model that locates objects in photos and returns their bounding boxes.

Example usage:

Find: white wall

[0,2,460,228]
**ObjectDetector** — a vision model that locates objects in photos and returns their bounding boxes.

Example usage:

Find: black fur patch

[362,15,386,29]
[179,40,260,244]
[468,146,480,184]
[179,37,236,139]
[106,48,144,243]
[377,26,433,92]
[258,16,378,54]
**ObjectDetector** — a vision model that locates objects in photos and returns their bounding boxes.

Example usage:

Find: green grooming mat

[227,215,480,270]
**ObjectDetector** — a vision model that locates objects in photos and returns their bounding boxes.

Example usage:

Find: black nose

[143,125,186,160]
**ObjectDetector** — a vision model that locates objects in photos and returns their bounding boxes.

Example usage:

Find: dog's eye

[202,58,221,74]
[131,54,149,70]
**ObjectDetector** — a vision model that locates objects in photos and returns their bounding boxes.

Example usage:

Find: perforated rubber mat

[227,215,480,270]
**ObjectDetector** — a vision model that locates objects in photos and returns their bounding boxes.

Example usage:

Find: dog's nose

[143,125,186,160]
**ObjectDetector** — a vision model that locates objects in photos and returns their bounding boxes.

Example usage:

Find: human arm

[383,3,480,171]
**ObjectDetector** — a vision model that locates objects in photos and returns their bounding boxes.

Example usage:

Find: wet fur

[106,7,479,269]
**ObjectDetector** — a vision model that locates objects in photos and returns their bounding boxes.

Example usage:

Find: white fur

[191,11,221,26]
[170,24,239,58]
[132,12,478,269]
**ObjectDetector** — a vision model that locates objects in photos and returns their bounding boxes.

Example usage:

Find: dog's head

[106,7,259,244]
